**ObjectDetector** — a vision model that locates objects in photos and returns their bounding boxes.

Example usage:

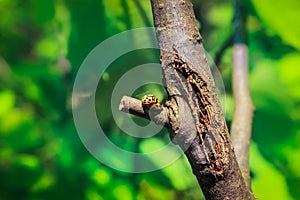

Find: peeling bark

[120,0,256,199]
[150,0,255,199]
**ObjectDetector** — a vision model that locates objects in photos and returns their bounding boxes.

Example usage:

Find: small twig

[119,96,169,125]
[119,96,146,117]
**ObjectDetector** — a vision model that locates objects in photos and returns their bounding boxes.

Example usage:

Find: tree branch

[119,96,148,119]
[230,0,255,189]
[119,96,169,125]
[120,0,256,199]
[151,1,256,199]
[230,44,254,188]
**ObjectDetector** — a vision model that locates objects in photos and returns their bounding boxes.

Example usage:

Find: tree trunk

[150,0,256,199]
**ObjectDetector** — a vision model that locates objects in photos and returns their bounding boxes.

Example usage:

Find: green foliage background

[0,0,299,199]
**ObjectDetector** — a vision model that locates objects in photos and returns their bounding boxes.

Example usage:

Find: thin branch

[119,96,169,125]
[230,44,254,188]
[119,96,147,118]
[230,0,254,189]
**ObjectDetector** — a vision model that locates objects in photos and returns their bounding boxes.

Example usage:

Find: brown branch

[119,0,256,199]
[119,96,169,125]
[119,96,148,118]
[230,44,255,188]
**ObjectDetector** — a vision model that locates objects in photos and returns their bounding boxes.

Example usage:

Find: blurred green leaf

[225,94,234,120]
[285,144,300,178]
[140,138,196,190]
[103,0,152,33]
[250,143,293,200]
[205,3,233,52]
[31,172,56,192]
[0,90,15,117]
[251,0,300,50]
[278,53,300,100]
[85,186,104,200]
[35,36,61,60]
[90,168,112,188]
[160,157,197,190]
[28,0,55,25]
[17,154,40,170]
[250,58,293,113]
[206,3,233,27]
[111,181,134,200]
[137,180,175,200]
[1,0,300,199]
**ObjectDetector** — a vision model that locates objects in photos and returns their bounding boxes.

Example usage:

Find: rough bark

[120,0,256,199]
[151,0,255,199]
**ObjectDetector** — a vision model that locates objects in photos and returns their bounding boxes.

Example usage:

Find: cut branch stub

[119,96,169,125]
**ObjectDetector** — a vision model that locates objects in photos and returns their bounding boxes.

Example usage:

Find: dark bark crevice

[150,0,255,199]
[120,0,256,199]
